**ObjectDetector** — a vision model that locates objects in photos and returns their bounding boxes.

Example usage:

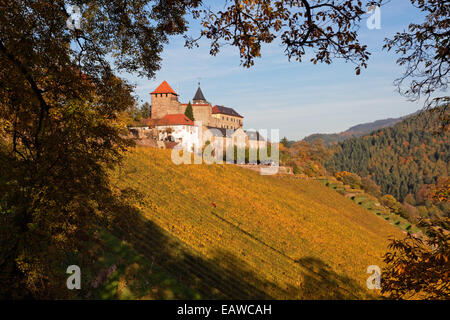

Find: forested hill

[326,109,449,203]
[304,116,404,145]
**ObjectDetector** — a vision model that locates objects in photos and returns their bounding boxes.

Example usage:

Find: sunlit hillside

[106,147,404,299]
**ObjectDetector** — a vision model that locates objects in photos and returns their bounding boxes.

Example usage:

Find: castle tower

[191,83,212,126]
[193,83,208,105]
[150,80,181,119]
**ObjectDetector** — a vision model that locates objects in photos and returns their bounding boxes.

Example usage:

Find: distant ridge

[303,112,416,145]
[346,117,403,133]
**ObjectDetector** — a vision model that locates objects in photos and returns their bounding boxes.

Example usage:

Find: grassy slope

[106,147,404,299]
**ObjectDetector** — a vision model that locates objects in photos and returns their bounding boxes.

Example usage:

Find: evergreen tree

[140,102,151,118]
[184,101,195,121]
[281,137,289,148]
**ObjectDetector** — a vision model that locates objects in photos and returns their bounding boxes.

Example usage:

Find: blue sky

[122,1,430,140]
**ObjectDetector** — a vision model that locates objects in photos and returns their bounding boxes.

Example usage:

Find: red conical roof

[151,80,177,95]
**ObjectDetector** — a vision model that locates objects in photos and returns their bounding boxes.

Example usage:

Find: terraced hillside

[107,147,404,299]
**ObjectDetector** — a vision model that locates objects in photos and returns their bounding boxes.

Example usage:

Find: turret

[150,80,179,119]
[192,83,208,105]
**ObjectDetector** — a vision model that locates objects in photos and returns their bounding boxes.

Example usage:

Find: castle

[139,81,277,168]
[151,80,243,130]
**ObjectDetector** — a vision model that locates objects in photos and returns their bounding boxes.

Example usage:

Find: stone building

[150,80,243,129]
[211,106,243,129]
[150,81,182,119]
[156,114,199,151]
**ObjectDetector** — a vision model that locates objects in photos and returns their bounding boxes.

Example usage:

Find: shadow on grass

[96,187,373,300]
[295,257,374,299]
[108,197,276,299]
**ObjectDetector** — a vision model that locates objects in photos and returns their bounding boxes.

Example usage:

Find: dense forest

[326,108,449,209]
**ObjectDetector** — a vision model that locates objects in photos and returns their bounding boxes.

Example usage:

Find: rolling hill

[100,147,405,299]
[326,109,449,204]
[303,115,405,145]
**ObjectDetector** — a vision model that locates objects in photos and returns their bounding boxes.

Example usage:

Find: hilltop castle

[150,80,243,130]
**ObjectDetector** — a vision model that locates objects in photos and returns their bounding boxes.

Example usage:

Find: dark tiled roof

[193,86,206,101]
[212,105,243,118]
[206,126,234,138]
[245,130,265,141]
[205,127,265,141]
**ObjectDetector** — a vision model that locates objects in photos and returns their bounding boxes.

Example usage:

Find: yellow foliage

[111,147,404,299]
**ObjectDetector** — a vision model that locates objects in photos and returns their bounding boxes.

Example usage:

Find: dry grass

[109,147,404,299]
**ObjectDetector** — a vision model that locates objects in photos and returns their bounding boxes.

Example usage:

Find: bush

[404,193,416,206]
[335,171,362,189]
[361,177,381,197]
[382,218,450,299]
